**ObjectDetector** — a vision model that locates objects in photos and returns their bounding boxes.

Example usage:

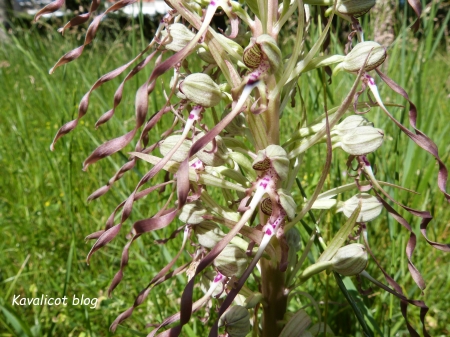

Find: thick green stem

[261,256,288,337]
[262,72,280,146]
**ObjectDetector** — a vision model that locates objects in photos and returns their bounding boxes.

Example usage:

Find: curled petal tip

[49,67,55,75]
[49,143,55,151]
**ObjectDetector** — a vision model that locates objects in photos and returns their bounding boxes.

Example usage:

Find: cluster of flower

[36,0,449,336]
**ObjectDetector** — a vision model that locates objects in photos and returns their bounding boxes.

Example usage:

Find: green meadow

[1,6,449,337]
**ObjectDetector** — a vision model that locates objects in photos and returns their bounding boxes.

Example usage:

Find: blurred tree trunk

[372,0,396,47]
[0,0,10,42]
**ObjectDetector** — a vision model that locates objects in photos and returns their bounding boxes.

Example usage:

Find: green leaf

[0,302,33,337]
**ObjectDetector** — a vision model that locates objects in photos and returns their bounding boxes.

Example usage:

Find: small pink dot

[266,229,272,235]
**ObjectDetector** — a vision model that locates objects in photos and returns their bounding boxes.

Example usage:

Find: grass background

[1,2,449,336]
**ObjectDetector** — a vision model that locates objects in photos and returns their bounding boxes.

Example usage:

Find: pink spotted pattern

[259,176,271,189]
[190,159,205,171]
[189,105,203,121]
[248,60,269,85]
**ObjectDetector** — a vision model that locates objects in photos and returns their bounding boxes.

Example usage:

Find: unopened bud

[338,193,383,222]
[159,135,192,162]
[333,115,373,135]
[341,41,387,73]
[161,23,195,52]
[179,201,207,225]
[219,306,251,337]
[334,126,384,155]
[252,145,289,181]
[336,0,376,17]
[331,243,368,276]
[194,221,225,249]
[178,73,222,107]
[214,244,248,277]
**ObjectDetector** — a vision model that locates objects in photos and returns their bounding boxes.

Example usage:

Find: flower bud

[160,23,195,52]
[336,0,376,17]
[214,244,248,277]
[333,115,373,135]
[178,73,222,107]
[159,135,192,163]
[341,41,387,73]
[331,243,368,276]
[334,126,384,155]
[339,193,383,222]
[252,145,289,181]
[194,132,228,167]
[194,221,225,249]
[178,201,207,225]
[219,306,251,337]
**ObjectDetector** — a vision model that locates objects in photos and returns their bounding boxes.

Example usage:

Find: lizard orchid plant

[35,0,449,336]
